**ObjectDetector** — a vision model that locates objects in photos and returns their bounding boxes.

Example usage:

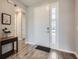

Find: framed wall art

[1,13,11,25]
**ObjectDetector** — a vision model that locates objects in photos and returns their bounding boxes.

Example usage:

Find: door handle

[46,27,50,33]
[47,27,50,30]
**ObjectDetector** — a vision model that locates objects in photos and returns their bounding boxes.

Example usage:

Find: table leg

[0,43,2,58]
[12,42,14,51]
[16,39,18,52]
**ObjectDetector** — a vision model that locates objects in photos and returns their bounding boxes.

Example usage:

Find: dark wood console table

[0,36,18,59]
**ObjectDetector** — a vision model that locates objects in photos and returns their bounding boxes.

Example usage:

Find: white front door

[32,2,57,48]
[34,4,50,47]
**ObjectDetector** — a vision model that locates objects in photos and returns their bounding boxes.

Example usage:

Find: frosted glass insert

[52,8,56,20]
[51,7,56,48]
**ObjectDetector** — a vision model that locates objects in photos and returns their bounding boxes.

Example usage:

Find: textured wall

[0,0,15,36]
[0,0,15,54]
[0,0,27,54]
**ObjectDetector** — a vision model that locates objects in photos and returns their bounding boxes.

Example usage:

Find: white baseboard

[25,42,78,58]
[25,42,28,44]
[52,48,78,58]
[25,41,36,45]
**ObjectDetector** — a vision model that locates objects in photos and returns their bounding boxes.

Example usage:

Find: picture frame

[1,13,11,25]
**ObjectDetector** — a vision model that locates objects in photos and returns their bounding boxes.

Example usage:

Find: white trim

[25,41,78,58]
[25,42,28,44]
[26,42,36,45]
[52,48,78,58]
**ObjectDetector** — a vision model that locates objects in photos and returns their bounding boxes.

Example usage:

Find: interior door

[15,9,22,40]
[21,12,27,41]
[34,4,50,47]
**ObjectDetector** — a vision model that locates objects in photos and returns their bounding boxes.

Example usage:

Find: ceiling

[16,0,57,7]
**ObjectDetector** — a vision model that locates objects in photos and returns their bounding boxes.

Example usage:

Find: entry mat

[35,45,51,53]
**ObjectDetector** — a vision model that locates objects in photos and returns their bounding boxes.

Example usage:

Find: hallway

[0,0,77,59]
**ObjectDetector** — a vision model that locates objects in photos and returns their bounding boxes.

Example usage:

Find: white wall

[13,0,27,11]
[14,0,28,41]
[27,7,35,44]
[75,0,78,54]
[0,0,15,36]
[27,0,77,54]
[59,0,77,53]
[0,0,15,53]
[0,0,27,54]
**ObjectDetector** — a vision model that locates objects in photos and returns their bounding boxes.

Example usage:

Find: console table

[0,36,18,59]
